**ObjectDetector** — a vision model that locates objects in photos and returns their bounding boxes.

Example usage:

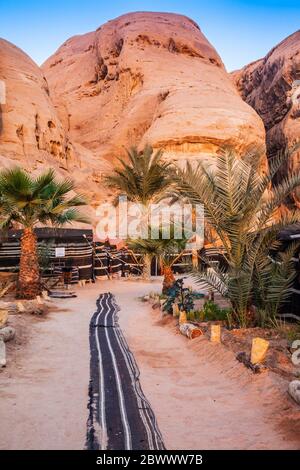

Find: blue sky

[1,0,299,71]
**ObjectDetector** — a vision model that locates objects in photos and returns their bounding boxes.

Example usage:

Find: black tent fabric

[0,228,94,281]
[277,224,300,319]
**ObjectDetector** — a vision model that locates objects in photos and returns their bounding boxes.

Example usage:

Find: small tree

[127,232,187,285]
[105,145,174,276]
[0,168,89,299]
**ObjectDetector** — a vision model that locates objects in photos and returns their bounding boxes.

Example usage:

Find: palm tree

[105,145,174,276]
[127,233,187,287]
[105,145,173,206]
[174,146,300,327]
[0,167,89,299]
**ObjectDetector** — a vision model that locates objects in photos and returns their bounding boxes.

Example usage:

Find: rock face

[0,39,108,217]
[0,39,72,168]
[42,12,265,164]
[0,12,267,226]
[232,31,300,204]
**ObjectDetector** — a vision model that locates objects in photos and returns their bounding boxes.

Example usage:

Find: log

[179,322,203,339]
[210,324,221,343]
[288,380,300,405]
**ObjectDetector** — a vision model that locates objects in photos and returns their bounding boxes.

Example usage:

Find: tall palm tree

[174,146,300,327]
[105,145,173,206]
[105,145,174,276]
[0,167,89,299]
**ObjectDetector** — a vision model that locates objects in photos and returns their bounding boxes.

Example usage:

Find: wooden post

[210,324,221,343]
[250,337,269,364]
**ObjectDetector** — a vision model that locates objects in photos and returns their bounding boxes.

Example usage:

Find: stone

[179,310,187,324]
[0,326,15,342]
[41,290,50,300]
[0,339,6,367]
[17,301,25,312]
[172,303,180,317]
[288,380,300,405]
[0,309,8,328]
[232,31,300,205]
[250,337,269,365]
[210,324,221,343]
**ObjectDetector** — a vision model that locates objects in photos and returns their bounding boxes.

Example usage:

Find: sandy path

[0,286,99,450]
[0,279,299,450]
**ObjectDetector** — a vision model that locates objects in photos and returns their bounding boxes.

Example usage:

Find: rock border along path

[86,292,165,450]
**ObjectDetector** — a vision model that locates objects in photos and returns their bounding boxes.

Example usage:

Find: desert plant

[38,240,55,274]
[0,167,88,299]
[174,145,300,327]
[253,242,300,327]
[163,278,195,314]
[200,300,232,322]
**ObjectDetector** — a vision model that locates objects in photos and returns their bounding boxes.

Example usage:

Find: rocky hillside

[42,12,265,164]
[0,38,110,216]
[0,12,268,224]
[232,31,300,204]
[0,39,73,168]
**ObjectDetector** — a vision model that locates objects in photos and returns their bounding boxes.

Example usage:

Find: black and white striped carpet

[86,293,165,450]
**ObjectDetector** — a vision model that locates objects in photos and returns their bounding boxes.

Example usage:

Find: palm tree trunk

[17,227,41,299]
[162,265,175,294]
[142,254,152,280]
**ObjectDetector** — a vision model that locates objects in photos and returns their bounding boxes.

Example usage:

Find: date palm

[106,145,174,276]
[127,231,187,286]
[174,146,300,327]
[0,167,89,299]
[105,145,173,206]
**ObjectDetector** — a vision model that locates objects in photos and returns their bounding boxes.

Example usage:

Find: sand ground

[0,278,299,450]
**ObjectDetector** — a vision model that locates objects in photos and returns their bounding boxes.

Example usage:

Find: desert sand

[0,279,299,450]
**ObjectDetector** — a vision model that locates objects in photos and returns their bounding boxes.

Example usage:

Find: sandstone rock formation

[0,12,268,227]
[0,39,73,168]
[42,12,265,165]
[0,39,107,218]
[232,31,300,204]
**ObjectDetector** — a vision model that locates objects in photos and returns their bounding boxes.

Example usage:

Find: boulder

[0,309,8,328]
[0,326,15,342]
[288,380,300,405]
[0,340,6,367]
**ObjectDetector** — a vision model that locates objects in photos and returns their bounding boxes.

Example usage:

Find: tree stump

[179,322,203,339]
